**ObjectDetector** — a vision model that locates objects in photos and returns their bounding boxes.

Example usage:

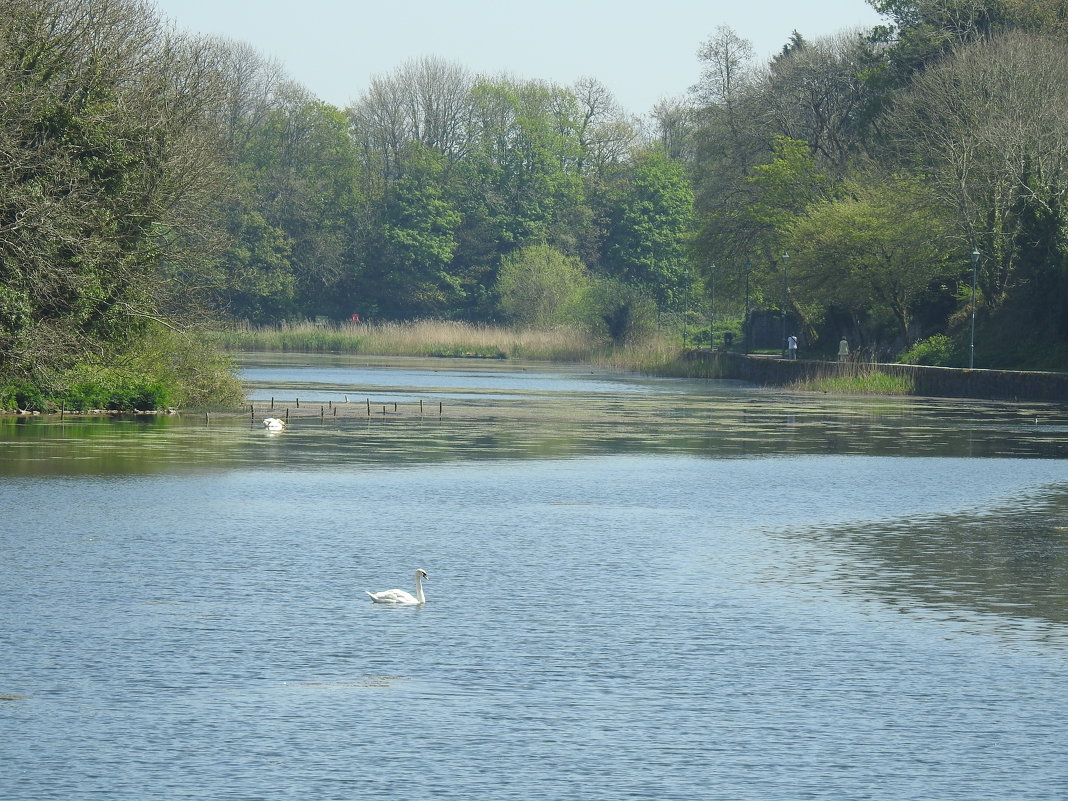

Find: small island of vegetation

[2,0,1065,413]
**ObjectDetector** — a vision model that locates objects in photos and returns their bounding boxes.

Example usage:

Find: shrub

[899,334,960,366]
[61,382,109,411]
[582,279,658,345]
[107,380,172,411]
[0,323,244,413]
[0,381,48,412]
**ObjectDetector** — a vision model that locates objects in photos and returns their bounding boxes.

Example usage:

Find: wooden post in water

[296,398,300,408]
[419,399,423,416]
[366,398,371,416]
[333,406,338,417]
[394,402,397,412]
[285,408,289,423]
[271,397,274,410]
[320,405,324,420]
[250,404,255,421]
[439,401,443,416]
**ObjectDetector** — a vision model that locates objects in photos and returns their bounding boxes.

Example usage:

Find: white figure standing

[838,337,850,362]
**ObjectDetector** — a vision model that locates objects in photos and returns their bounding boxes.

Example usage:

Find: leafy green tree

[213,201,296,323]
[0,0,228,382]
[785,175,956,347]
[233,91,363,318]
[363,144,462,317]
[694,135,833,314]
[460,79,585,252]
[495,244,589,326]
[603,149,696,312]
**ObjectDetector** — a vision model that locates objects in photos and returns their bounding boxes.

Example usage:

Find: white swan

[366,569,429,605]
[262,417,286,430]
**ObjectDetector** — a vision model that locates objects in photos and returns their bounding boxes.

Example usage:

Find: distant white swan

[262,417,286,430]
[366,569,429,605]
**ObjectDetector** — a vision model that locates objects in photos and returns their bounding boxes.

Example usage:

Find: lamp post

[781,251,790,357]
[744,258,752,354]
[709,262,716,349]
[970,248,980,369]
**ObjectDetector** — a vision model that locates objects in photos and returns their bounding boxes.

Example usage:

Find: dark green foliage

[603,149,696,312]
[584,279,658,345]
[0,0,239,404]
[0,375,171,412]
[107,381,172,411]
[365,144,463,317]
[220,97,363,321]
[0,381,48,413]
[56,378,171,411]
[898,334,962,367]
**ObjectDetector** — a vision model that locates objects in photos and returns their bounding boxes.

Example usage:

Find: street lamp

[970,248,980,368]
[709,262,715,349]
[744,258,752,354]
[781,251,790,357]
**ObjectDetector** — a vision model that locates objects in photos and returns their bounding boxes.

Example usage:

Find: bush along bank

[1,374,175,414]
[0,327,247,415]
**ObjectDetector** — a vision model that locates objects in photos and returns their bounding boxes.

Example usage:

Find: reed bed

[204,320,660,365]
[590,335,728,377]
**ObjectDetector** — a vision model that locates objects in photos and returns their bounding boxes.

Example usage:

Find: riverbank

[684,350,1068,404]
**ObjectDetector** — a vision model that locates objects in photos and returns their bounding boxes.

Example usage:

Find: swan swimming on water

[262,417,286,430]
[366,569,429,605]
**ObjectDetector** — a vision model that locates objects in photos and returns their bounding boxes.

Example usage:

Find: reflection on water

[821,485,1068,632]
[2,357,1067,801]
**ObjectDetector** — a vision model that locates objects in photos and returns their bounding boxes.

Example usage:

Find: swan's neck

[414,573,425,604]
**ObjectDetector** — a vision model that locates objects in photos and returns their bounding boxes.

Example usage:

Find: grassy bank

[790,361,915,396]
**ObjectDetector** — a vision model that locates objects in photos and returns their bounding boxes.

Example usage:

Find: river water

[2,355,1067,800]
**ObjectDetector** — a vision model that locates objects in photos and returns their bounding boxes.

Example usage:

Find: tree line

[680,0,1068,367]
[1,0,1066,408]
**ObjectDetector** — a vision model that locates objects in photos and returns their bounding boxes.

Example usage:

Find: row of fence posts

[244,396,444,424]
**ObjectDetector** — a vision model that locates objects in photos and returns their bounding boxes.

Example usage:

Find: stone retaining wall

[686,350,1068,404]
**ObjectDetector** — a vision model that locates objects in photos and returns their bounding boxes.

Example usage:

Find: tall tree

[450,77,586,312]
[759,29,883,170]
[785,174,956,346]
[348,56,474,192]
[604,149,696,312]
[571,77,640,176]
[886,29,1068,340]
[232,88,362,318]
[0,0,228,379]
[363,144,462,318]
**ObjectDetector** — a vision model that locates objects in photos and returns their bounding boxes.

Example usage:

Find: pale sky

[150,0,887,115]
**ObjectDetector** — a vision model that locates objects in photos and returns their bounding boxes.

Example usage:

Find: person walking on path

[787,334,798,359]
[838,337,850,362]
